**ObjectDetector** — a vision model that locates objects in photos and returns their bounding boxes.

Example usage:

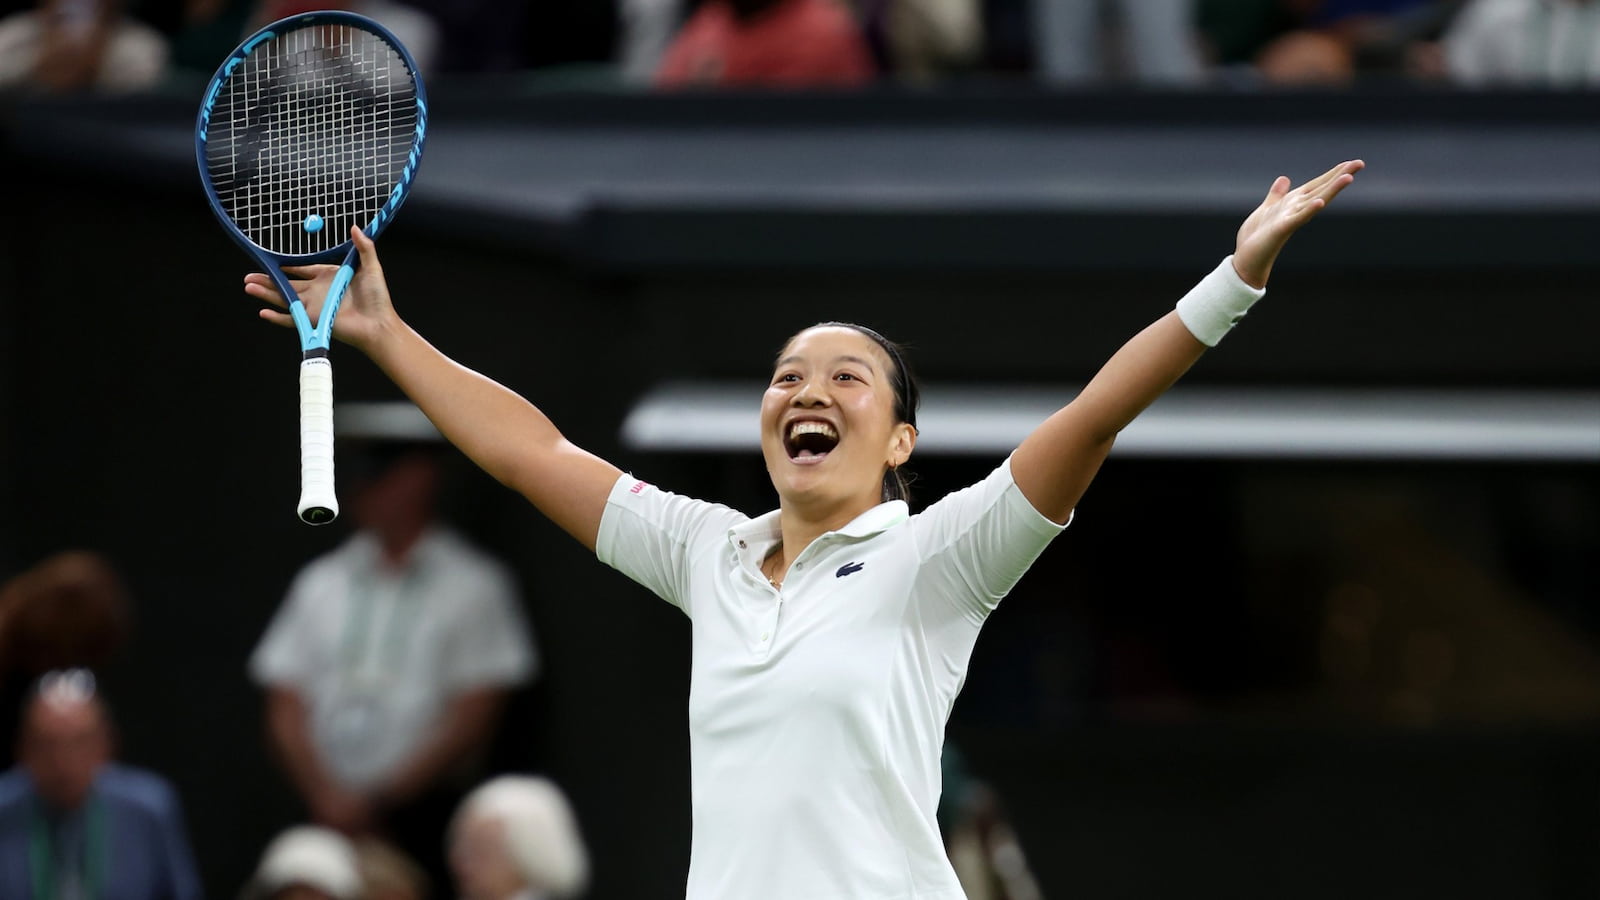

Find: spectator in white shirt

[1444,0,1600,86]
[250,439,536,888]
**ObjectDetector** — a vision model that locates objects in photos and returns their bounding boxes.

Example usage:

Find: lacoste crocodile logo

[836,561,865,578]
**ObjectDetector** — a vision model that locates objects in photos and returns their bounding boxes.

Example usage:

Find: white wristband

[1174,255,1266,347]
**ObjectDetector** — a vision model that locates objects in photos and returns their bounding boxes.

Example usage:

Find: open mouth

[784,420,840,463]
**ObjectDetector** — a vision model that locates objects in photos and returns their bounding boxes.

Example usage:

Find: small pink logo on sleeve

[629,481,648,495]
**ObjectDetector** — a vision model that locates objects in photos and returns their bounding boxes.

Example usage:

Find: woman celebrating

[247,159,1363,899]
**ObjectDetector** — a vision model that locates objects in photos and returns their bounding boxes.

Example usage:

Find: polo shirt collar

[728,500,910,549]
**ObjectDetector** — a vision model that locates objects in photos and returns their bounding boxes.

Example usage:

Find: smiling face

[761,326,916,515]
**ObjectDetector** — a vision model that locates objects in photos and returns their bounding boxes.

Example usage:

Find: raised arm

[246,229,621,550]
[1011,160,1364,523]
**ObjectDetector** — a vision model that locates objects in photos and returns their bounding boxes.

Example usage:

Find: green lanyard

[28,794,105,900]
[338,559,429,682]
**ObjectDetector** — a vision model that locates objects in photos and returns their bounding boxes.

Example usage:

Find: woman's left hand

[1232,159,1365,289]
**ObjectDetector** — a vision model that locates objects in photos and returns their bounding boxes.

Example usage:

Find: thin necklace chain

[763,545,784,589]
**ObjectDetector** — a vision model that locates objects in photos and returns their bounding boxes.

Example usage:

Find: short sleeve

[907,455,1069,621]
[596,474,744,616]
[247,568,320,689]
[441,559,538,691]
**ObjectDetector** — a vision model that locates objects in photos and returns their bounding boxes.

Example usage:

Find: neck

[768,493,879,580]
[36,793,90,819]
[375,522,428,567]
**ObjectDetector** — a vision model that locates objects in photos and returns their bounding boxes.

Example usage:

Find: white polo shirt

[250,528,537,789]
[597,457,1067,900]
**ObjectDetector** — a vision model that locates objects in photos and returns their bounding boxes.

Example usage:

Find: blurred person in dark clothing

[0,551,131,770]
[1208,0,1459,84]
[656,0,875,88]
[250,436,536,890]
[158,0,510,77]
[0,670,202,900]
[246,0,439,71]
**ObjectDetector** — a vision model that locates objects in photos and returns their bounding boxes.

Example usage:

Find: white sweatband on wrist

[1174,255,1267,347]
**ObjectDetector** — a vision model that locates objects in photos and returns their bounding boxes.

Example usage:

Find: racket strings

[205,23,418,257]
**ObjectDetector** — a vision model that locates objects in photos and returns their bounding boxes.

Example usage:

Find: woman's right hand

[245,227,397,353]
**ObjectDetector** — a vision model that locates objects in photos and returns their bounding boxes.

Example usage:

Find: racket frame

[195,11,428,524]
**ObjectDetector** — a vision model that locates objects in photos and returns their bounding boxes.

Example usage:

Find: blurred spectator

[0,0,168,93]
[1196,0,1299,72]
[619,0,682,81]
[655,0,875,88]
[0,670,202,900]
[1442,0,1600,86]
[0,550,132,768]
[852,0,984,80]
[160,0,254,74]
[937,745,1042,900]
[448,776,587,900]
[355,835,430,900]
[1237,0,1460,85]
[247,0,440,72]
[164,0,521,80]
[1030,0,1205,85]
[249,437,536,888]
[242,825,362,900]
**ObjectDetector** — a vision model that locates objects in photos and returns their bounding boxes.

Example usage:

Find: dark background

[2,84,1598,898]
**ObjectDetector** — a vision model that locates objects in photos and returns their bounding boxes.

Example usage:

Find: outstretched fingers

[1298,159,1364,199]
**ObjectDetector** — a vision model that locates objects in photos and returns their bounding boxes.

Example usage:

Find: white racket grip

[297,357,339,524]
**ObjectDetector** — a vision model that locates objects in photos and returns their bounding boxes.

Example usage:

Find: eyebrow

[774,354,878,374]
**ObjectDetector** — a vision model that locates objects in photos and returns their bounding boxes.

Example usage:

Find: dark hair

[792,322,921,504]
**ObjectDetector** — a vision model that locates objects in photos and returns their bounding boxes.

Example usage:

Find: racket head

[194,11,428,270]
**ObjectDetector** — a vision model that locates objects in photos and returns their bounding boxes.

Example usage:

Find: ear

[887,421,917,469]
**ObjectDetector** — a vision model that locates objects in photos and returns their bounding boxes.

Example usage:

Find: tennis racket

[196,11,427,524]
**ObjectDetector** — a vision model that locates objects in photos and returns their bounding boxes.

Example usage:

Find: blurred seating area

[1,0,1598,95]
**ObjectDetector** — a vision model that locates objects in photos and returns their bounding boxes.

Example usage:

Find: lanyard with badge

[28,795,106,900]
[327,558,430,755]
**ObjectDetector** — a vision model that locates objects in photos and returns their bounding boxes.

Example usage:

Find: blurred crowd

[1,0,1597,94]
[0,435,589,899]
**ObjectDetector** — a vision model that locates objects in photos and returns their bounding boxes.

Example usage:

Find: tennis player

[247,159,1362,899]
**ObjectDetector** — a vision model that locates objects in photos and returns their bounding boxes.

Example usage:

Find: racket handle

[297,357,339,525]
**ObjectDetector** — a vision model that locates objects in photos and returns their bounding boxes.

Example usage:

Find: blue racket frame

[195,10,428,357]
